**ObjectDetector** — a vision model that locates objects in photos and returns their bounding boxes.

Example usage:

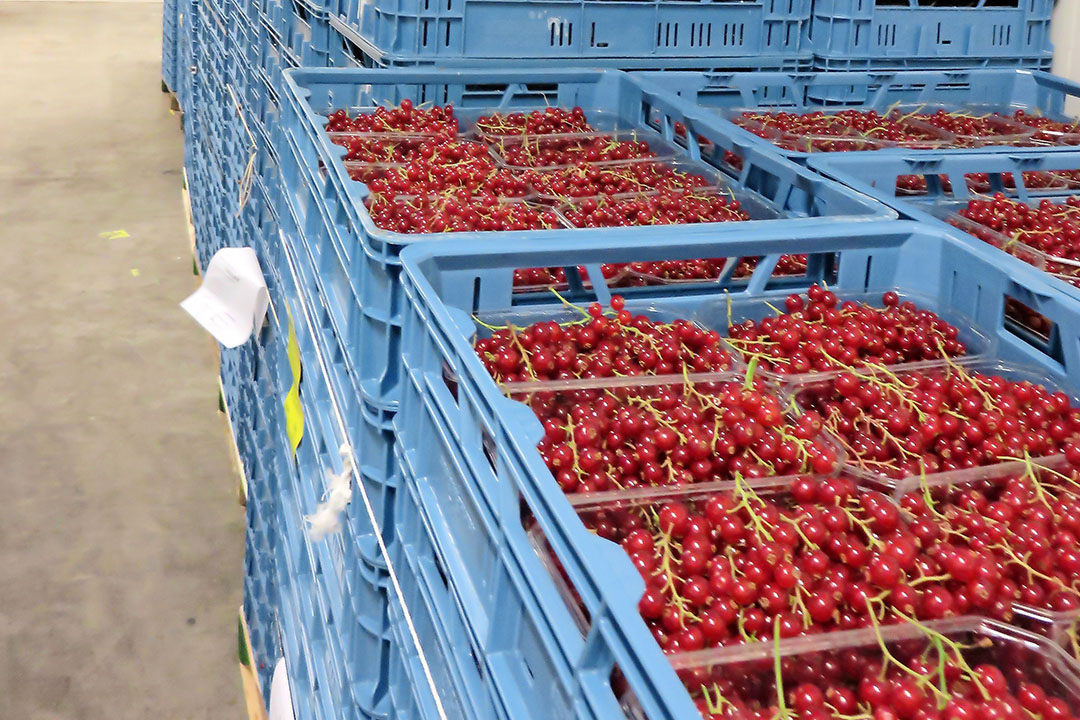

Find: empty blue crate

[327,0,811,69]
[395,219,1080,720]
[274,66,889,413]
[809,0,1053,70]
[632,68,1080,165]
[808,149,1080,306]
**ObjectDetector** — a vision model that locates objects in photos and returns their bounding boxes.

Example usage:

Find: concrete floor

[0,2,245,718]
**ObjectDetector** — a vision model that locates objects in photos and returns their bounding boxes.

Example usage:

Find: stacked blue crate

[325,0,812,70]
[394,220,1080,720]
[255,63,902,719]
[808,149,1080,307]
[809,0,1054,71]
[163,0,1080,713]
[630,68,1080,165]
[240,217,397,719]
[175,0,196,113]
[162,0,179,93]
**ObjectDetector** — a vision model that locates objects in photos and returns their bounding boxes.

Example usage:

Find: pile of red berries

[900,460,1080,616]
[492,134,660,169]
[684,629,1079,720]
[325,102,766,288]
[725,285,968,376]
[525,378,838,494]
[525,160,714,201]
[474,107,592,138]
[365,195,560,233]
[795,363,1080,480]
[324,100,458,136]
[474,296,733,384]
[560,192,750,228]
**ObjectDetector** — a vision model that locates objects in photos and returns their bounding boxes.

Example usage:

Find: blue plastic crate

[383,564,492,720]
[632,68,1080,164]
[162,0,179,92]
[176,0,197,113]
[809,0,1053,71]
[395,219,1080,719]
[325,0,810,69]
[243,366,290,704]
[391,390,605,719]
[275,66,890,412]
[266,0,333,63]
[259,231,399,718]
[267,174,401,557]
[808,149,1080,306]
[255,284,395,719]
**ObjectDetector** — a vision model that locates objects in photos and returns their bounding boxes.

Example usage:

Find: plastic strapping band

[277,234,450,720]
[226,83,258,216]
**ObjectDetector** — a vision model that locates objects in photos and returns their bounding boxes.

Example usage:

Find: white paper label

[268,659,294,720]
[181,247,269,348]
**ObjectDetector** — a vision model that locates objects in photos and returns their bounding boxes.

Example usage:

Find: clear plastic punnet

[553,185,780,230]
[696,288,993,384]
[789,359,1080,493]
[886,103,1043,148]
[466,108,628,143]
[326,130,456,164]
[469,304,741,386]
[525,157,730,204]
[1015,605,1080,666]
[344,159,537,200]
[531,476,924,641]
[487,130,682,170]
[637,617,1080,720]
[721,106,954,152]
[929,196,1080,288]
[923,200,1051,272]
[363,192,565,234]
[890,454,1080,621]
[500,372,844,497]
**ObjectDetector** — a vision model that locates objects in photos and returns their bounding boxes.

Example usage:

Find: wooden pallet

[182,167,200,277]
[239,610,270,720]
[162,80,182,114]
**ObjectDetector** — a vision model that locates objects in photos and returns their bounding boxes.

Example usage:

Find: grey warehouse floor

[0,2,245,718]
